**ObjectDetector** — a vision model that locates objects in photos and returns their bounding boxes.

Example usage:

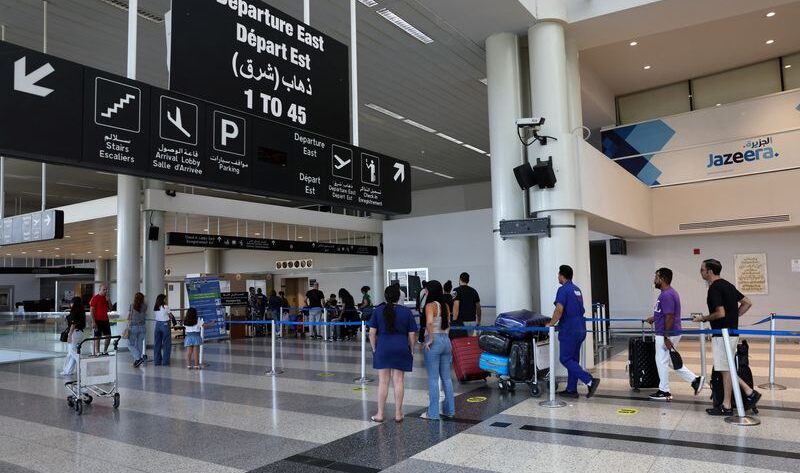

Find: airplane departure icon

[167,107,192,138]
[334,154,351,170]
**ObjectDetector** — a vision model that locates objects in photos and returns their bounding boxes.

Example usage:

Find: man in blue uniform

[547,265,600,399]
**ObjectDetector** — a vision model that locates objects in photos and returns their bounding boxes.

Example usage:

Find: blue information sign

[185,276,227,340]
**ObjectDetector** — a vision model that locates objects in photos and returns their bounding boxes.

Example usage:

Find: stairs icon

[101,93,137,118]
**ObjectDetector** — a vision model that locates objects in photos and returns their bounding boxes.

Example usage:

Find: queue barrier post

[539,326,567,408]
[323,308,329,342]
[353,316,373,385]
[693,314,708,385]
[758,313,787,390]
[722,328,760,426]
[597,304,612,351]
[266,320,283,376]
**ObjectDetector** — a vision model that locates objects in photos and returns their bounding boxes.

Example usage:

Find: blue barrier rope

[774,315,800,320]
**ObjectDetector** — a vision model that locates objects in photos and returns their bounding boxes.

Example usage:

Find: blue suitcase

[495,310,550,341]
[479,352,510,377]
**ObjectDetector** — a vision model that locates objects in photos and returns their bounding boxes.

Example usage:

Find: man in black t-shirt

[692,258,760,416]
[305,282,325,339]
[453,272,481,336]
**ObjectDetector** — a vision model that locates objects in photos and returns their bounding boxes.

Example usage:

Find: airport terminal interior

[1,0,800,472]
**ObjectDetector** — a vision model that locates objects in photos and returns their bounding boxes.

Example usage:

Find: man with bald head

[91,284,112,355]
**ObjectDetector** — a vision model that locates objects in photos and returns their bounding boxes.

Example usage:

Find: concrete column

[143,180,165,346]
[372,238,384,304]
[94,259,107,293]
[204,249,220,274]
[486,32,532,314]
[116,175,140,320]
[528,10,580,310]
[575,214,594,368]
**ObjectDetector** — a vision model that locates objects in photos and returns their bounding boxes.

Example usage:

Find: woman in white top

[182,307,215,369]
[153,294,172,366]
[421,280,455,420]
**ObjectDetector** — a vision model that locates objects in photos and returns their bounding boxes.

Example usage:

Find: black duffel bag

[478,332,512,356]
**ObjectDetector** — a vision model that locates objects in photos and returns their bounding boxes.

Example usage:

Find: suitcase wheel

[529,384,541,397]
[508,380,516,392]
[498,380,507,392]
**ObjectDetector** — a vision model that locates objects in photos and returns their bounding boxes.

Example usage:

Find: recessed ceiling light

[87,251,92,254]
[104,249,110,252]
[21,252,26,254]
[766,39,775,45]
[365,103,404,120]
[403,119,436,133]
[54,248,60,250]
[463,144,487,154]
[55,254,60,257]
[64,235,71,238]
[254,232,261,236]
[88,232,95,235]
[37,249,42,252]
[71,253,76,256]
[715,103,722,107]
[297,236,304,239]
[766,11,776,17]
[114,227,117,231]
[433,172,454,180]
[629,41,638,46]
[411,165,433,173]
[203,228,209,232]
[436,132,463,145]
[786,64,793,69]
[358,0,377,7]
[376,8,433,44]
[5,253,10,256]
[643,65,651,70]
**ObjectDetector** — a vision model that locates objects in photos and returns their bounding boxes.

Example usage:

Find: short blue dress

[368,304,418,372]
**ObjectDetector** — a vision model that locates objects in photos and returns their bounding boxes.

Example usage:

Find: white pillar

[95,259,107,292]
[204,249,220,274]
[117,0,141,315]
[372,239,384,304]
[528,9,580,311]
[486,33,532,314]
[143,180,165,346]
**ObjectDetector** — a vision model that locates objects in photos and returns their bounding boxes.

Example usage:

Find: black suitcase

[478,332,512,355]
[508,340,533,381]
[628,322,659,391]
[710,340,758,413]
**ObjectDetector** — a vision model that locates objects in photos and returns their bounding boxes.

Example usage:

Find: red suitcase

[451,336,489,383]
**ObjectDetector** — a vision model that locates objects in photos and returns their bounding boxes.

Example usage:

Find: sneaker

[586,378,601,398]
[745,390,762,409]
[420,412,439,420]
[706,405,733,416]
[557,390,579,399]
[440,413,455,419]
[134,358,144,368]
[649,390,672,401]
[691,376,704,395]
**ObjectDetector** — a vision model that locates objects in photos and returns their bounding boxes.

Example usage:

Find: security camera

[516,117,545,129]
[165,189,177,197]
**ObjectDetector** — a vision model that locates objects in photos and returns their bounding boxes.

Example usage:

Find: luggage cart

[64,336,121,415]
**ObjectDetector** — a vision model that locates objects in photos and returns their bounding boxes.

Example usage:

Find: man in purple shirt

[646,267,704,401]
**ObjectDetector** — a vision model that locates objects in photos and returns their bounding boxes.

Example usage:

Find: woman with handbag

[60,297,86,377]
[127,292,147,368]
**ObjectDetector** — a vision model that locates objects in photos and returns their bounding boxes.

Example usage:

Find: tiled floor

[0,334,798,472]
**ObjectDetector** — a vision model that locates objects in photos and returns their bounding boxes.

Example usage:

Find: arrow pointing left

[393,162,405,182]
[14,57,55,97]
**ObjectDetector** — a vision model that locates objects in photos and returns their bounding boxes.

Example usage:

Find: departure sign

[0,41,411,214]
[170,0,350,141]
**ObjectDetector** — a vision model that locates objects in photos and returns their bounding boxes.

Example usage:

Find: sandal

[187,365,194,369]
[394,417,404,423]
[370,415,384,423]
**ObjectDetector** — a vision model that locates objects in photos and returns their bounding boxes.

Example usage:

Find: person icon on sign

[366,159,376,183]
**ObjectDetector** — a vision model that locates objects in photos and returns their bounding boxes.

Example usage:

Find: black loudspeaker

[533,157,557,188]
[610,239,627,255]
[513,163,537,190]
[148,225,160,241]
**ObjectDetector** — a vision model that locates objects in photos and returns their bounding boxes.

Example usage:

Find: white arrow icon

[167,107,192,138]
[334,154,351,170]
[44,213,51,226]
[393,162,405,182]
[14,57,55,97]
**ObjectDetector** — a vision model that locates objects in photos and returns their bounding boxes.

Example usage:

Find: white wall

[384,209,498,306]
[400,181,492,219]
[0,274,40,304]
[606,227,800,331]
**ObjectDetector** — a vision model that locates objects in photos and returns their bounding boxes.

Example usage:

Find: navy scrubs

[555,280,592,392]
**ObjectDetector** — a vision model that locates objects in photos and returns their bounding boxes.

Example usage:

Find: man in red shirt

[91,284,112,355]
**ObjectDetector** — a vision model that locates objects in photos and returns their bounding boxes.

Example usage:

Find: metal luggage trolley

[64,336,121,415]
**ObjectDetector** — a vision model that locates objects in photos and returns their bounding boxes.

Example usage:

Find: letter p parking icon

[213,110,246,156]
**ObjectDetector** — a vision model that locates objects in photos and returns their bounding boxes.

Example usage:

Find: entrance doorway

[282,277,309,309]
[589,240,609,309]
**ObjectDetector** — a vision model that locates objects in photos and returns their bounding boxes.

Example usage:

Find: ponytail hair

[383,285,400,333]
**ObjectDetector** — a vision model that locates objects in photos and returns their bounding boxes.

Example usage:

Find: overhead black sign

[221,292,249,306]
[170,0,350,141]
[0,41,411,214]
[1,210,64,246]
[166,232,378,256]
[0,267,92,275]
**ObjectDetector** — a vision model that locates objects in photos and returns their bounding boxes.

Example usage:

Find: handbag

[60,327,70,343]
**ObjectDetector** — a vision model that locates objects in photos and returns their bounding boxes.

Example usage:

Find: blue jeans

[154,321,172,365]
[559,331,592,392]
[423,333,455,419]
[308,308,322,337]
[128,325,146,362]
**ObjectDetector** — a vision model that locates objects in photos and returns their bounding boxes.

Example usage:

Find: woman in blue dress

[368,285,418,423]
